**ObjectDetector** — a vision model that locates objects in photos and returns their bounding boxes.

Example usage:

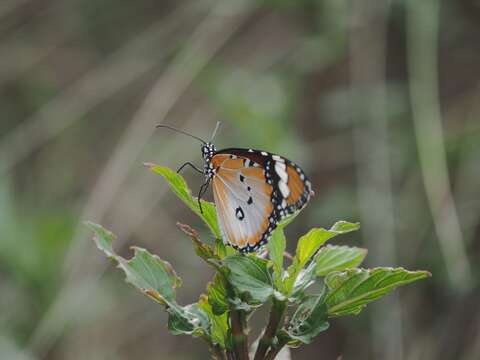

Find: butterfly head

[201,142,216,160]
[202,142,217,178]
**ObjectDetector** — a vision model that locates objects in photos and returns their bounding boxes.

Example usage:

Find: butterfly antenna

[156,124,206,144]
[210,121,222,142]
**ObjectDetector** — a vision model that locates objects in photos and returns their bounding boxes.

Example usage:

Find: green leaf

[88,222,209,338]
[325,267,431,317]
[167,303,208,336]
[330,221,361,233]
[283,291,329,346]
[290,261,316,301]
[291,245,366,301]
[86,220,115,254]
[215,238,236,259]
[145,164,221,238]
[285,221,360,293]
[316,245,367,276]
[88,221,180,304]
[268,226,286,289]
[198,295,229,348]
[223,255,274,303]
[207,274,229,316]
[295,221,360,269]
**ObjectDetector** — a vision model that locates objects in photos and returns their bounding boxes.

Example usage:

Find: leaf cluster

[88,164,430,360]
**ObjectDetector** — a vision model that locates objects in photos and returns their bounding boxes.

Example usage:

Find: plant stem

[254,299,287,360]
[263,339,287,360]
[223,277,249,360]
[209,344,226,360]
[230,308,249,360]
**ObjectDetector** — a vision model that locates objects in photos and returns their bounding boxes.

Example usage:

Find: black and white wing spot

[235,206,245,220]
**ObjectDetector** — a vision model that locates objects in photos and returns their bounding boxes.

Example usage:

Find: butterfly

[157,123,313,253]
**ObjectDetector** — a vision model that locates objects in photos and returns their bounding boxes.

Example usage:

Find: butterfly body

[200,142,312,253]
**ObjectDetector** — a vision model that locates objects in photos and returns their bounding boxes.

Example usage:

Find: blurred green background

[1,0,479,359]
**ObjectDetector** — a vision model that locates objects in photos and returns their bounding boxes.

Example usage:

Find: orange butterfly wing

[210,150,312,252]
[285,161,309,206]
[211,154,274,250]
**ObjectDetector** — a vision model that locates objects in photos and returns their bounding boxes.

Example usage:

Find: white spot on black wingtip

[279,180,290,198]
[275,162,289,188]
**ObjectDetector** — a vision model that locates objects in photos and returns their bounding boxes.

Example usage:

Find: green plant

[86,164,430,360]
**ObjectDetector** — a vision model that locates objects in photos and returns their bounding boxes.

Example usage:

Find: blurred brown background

[1,0,479,359]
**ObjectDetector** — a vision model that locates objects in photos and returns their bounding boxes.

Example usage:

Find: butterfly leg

[197,179,210,214]
[177,162,204,174]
